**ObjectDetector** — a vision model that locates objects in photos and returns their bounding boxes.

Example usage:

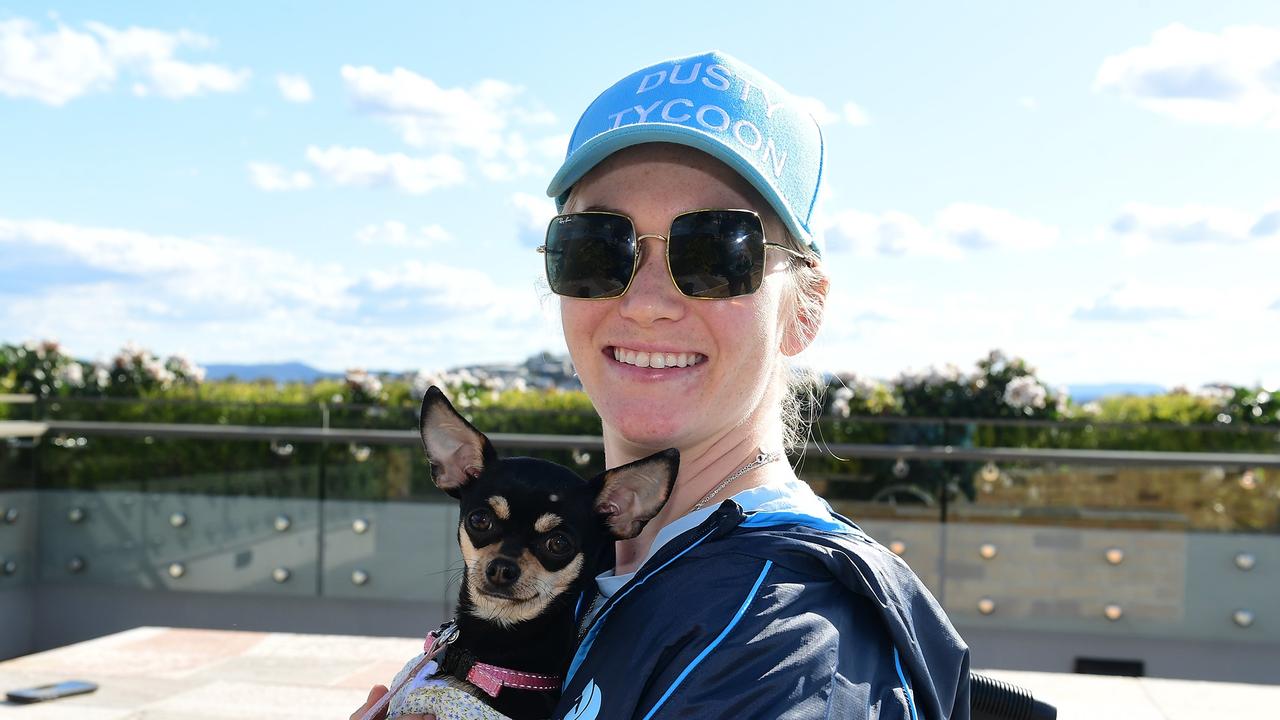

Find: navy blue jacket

[554,500,970,719]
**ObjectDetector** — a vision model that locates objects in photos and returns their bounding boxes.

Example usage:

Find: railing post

[316,400,328,597]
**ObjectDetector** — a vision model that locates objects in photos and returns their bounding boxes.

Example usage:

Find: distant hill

[1066,383,1166,403]
[203,362,341,383]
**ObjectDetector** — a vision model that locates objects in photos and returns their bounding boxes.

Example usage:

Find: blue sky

[2,2,1278,388]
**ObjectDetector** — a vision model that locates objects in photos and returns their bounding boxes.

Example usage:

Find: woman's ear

[781,267,829,357]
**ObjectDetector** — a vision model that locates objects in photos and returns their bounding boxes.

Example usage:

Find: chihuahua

[381,386,678,720]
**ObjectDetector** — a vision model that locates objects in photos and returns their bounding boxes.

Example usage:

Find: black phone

[5,679,98,704]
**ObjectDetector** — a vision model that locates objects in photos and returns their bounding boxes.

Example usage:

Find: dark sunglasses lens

[668,211,764,299]
[544,214,636,299]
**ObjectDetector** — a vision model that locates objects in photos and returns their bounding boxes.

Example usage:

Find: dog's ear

[419,386,497,497]
[590,449,679,539]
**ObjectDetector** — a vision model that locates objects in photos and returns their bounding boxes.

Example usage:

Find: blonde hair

[773,227,827,454]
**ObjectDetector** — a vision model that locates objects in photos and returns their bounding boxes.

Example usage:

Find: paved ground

[1,627,1276,719]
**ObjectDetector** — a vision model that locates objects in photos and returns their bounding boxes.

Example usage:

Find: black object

[971,672,1057,720]
[1075,656,1144,676]
[6,679,98,704]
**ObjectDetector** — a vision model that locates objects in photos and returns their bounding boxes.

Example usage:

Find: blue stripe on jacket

[640,560,774,720]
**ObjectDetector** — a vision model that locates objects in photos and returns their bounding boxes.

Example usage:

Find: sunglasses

[538,209,813,300]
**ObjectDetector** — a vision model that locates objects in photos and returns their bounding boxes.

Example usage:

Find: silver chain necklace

[692,451,783,511]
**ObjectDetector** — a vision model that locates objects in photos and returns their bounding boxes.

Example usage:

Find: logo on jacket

[563,679,601,720]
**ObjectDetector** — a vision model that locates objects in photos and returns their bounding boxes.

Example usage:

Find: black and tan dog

[381,386,677,720]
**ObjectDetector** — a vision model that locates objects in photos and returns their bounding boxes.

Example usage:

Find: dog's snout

[485,558,520,587]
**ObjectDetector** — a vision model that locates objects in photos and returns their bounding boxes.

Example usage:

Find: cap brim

[545,123,817,254]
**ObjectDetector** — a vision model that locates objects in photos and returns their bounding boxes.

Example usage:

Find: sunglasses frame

[537,208,814,301]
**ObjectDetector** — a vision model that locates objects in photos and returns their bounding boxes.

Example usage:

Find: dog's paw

[392,683,510,720]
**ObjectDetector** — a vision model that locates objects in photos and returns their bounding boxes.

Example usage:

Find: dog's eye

[543,533,573,557]
[467,509,493,532]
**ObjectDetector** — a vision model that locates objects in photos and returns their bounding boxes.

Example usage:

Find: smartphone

[6,680,98,704]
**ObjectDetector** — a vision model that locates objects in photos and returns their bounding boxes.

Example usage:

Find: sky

[1,2,1278,389]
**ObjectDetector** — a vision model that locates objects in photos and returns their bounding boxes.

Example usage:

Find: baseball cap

[546,51,825,256]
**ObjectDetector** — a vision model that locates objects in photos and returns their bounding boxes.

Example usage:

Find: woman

[356,51,970,720]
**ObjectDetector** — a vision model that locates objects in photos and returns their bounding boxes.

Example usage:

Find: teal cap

[546,51,825,255]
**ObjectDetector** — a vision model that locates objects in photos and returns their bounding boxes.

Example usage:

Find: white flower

[142,357,176,388]
[1004,376,1047,412]
[1081,401,1102,416]
[1195,385,1235,405]
[895,364,965,390]
[894,368,924,389]
[1054,385,1070,414]
[90,363,111,388]
[928,364,964,387]
[411,370,449,400]
[830,386,855,418]
[345,368,383,398]
[113,341,153,369]
[165,354,207,383]
[55,363,85,388]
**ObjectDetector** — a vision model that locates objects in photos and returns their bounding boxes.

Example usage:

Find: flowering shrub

[3,339,1274,439]
[344,368,384,404]
[0,340,205,398]
[823,350,1068,421]
[104,343,205,396]
[826,372,897,418]
[1219,388,1277,427]
[0,340,79,397]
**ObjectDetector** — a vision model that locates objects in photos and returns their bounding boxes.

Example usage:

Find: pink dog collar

[465,662,561,698]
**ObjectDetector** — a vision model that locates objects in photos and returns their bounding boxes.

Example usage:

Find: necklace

[692,451,783,511]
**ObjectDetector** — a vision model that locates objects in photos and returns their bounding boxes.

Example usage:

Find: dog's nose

[485,558,520,587]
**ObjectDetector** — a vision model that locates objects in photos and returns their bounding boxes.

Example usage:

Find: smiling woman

[354,50,971,720]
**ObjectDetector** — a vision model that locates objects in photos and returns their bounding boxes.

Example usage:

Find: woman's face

[560,144,796,451]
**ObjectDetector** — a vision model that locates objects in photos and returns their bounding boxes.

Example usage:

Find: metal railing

[14,418,1278,468]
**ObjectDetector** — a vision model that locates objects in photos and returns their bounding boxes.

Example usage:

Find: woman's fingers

[350,685,390,720]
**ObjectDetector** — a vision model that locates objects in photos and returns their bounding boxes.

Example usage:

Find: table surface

[1,627,1277,719]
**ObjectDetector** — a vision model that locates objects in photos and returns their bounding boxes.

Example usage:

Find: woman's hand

[350,684,436,720]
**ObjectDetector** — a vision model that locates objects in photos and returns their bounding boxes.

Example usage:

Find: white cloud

[823,203,1059,257]
[247,162,314,191]
[1072,282,1189,323]
[1018,96,1039,111]
[796,95,839,125]
[0,217,345,312]
[795,96,872,127]
[0,18,248,105]
[276,73,313,103]
[305,145,465,194]
[135,59,248,98]
[1095,23,1280,128]
[355,221,452,249]
[340,64,554,163]
[842,101,871,126]
[0,216,546,371]
[536,133,570,160]
[511,192,556,247]
[0,19,114,105]
[1110,201,1280,248]
[353,260,530,317]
